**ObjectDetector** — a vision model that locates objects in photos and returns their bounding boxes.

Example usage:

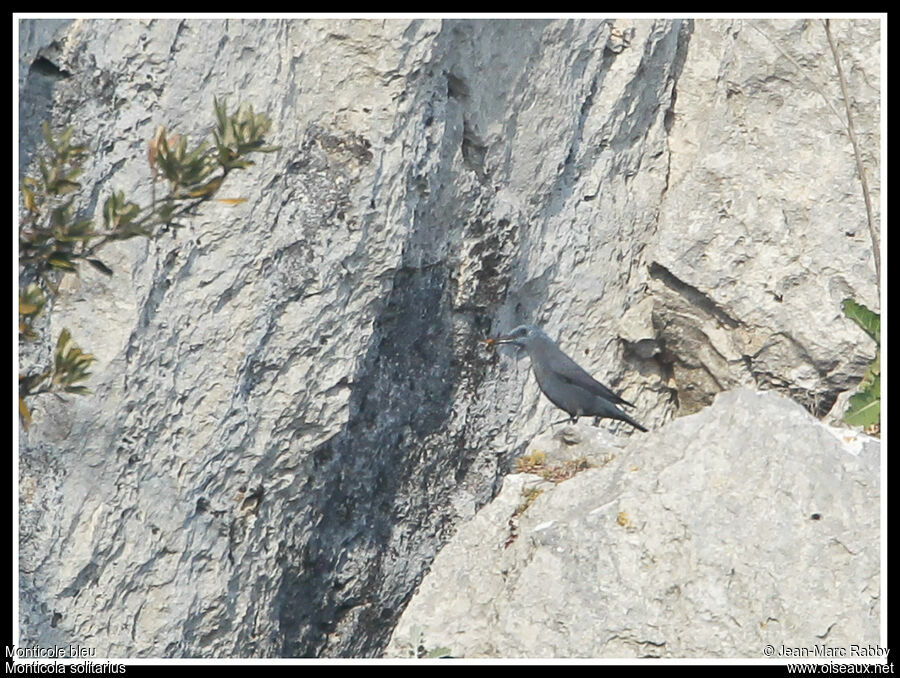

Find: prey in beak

[483,332,519,351]
[484,325,532,350]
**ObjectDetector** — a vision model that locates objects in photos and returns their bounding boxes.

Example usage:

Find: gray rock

[17,17,880,657]
[386,389,880,658]
[17,18,73,175]
[649,19,880,416]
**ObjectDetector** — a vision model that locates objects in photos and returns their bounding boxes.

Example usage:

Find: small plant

[505,486,546,549]
[406,626,452,659]
[18,98,279,427]
[18,329,97,427]
[514,450,547,474]
[514,450,593,484]
[422,645,453,659]
[514,486,545,517]
[18,283,47,341]
[841,298,880,431]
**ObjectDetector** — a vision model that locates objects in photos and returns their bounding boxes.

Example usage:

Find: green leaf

[844,376,881,427]
[50,203,72,228]
[840,299,881,430]
[87,259,114,276]
[38,157,50,186]
[41,121,56,150]
[19,284,46,312]
[20,321,40,341]
[53,220,96,243]
[117,223,152,239]
[155,202,177,221]
[103,193,118,228]
[19,397,33,428]
[22,186,39,213]
[214,96,228,135]
[842,299,880,344]
[51,328,96,391]
[56,328,71,349]
[225,158,254,171]
[103,191,141,230]
[58,126,74,148]
[858,350,880,389]
[183,176,223,198]
[869,351,880,377]
[67,144,89,158]
[48,254,77,271]
[424,647,453,659]
[119,202,141,222]
[65,218,96,240]
[53,179,82,195]
[20,371,50,396]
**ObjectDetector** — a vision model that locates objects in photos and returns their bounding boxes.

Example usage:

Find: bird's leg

[550,415,579,426]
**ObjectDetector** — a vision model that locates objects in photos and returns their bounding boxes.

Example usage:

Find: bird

[487,324,648,432]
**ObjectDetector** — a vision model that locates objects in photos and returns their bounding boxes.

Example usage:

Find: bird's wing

[543,343,635,408]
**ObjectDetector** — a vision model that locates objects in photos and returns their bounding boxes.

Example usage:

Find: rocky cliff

[18,18,880,657]
[386,390,880,658]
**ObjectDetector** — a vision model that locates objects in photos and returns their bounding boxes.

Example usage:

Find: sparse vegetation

[515,449,595,484]
[514,487,545,517]
[749,21,880,429]
[405,625,453,658]
[18,98,279,427]
[841,299,880,432]
[514,450,547,474]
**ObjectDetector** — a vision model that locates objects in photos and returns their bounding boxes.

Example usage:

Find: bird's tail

[619,411,648,433]
[604,406,648,433]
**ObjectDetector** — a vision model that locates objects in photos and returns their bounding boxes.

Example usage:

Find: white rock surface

[18,18,880,657]
[650,19,880,416]
[386,389,880,658]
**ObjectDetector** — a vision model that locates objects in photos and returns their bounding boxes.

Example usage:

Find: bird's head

[486,324,545,350]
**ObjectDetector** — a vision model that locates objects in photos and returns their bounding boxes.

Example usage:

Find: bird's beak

[484,334,517,346]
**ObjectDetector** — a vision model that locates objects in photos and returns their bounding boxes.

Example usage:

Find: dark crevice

[276,259,476,657]
[30,55,71,79]
[272,69,515,653]
[661,20,693,196]
[649,261,741,329]
[461,122,488,179]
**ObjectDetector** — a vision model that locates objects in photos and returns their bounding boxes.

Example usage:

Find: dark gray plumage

[490,324,648,432]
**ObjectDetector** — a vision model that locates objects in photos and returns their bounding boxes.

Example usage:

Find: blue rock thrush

[489,324,648,432]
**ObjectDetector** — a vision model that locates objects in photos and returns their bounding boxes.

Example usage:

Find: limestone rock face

[386,389,880,658]
[649,20,880,417]
[18,18,879,657]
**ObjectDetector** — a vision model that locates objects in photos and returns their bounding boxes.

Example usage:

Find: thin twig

[747,20,880,298]
[823,19,880,298]
[747,21,847,128]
